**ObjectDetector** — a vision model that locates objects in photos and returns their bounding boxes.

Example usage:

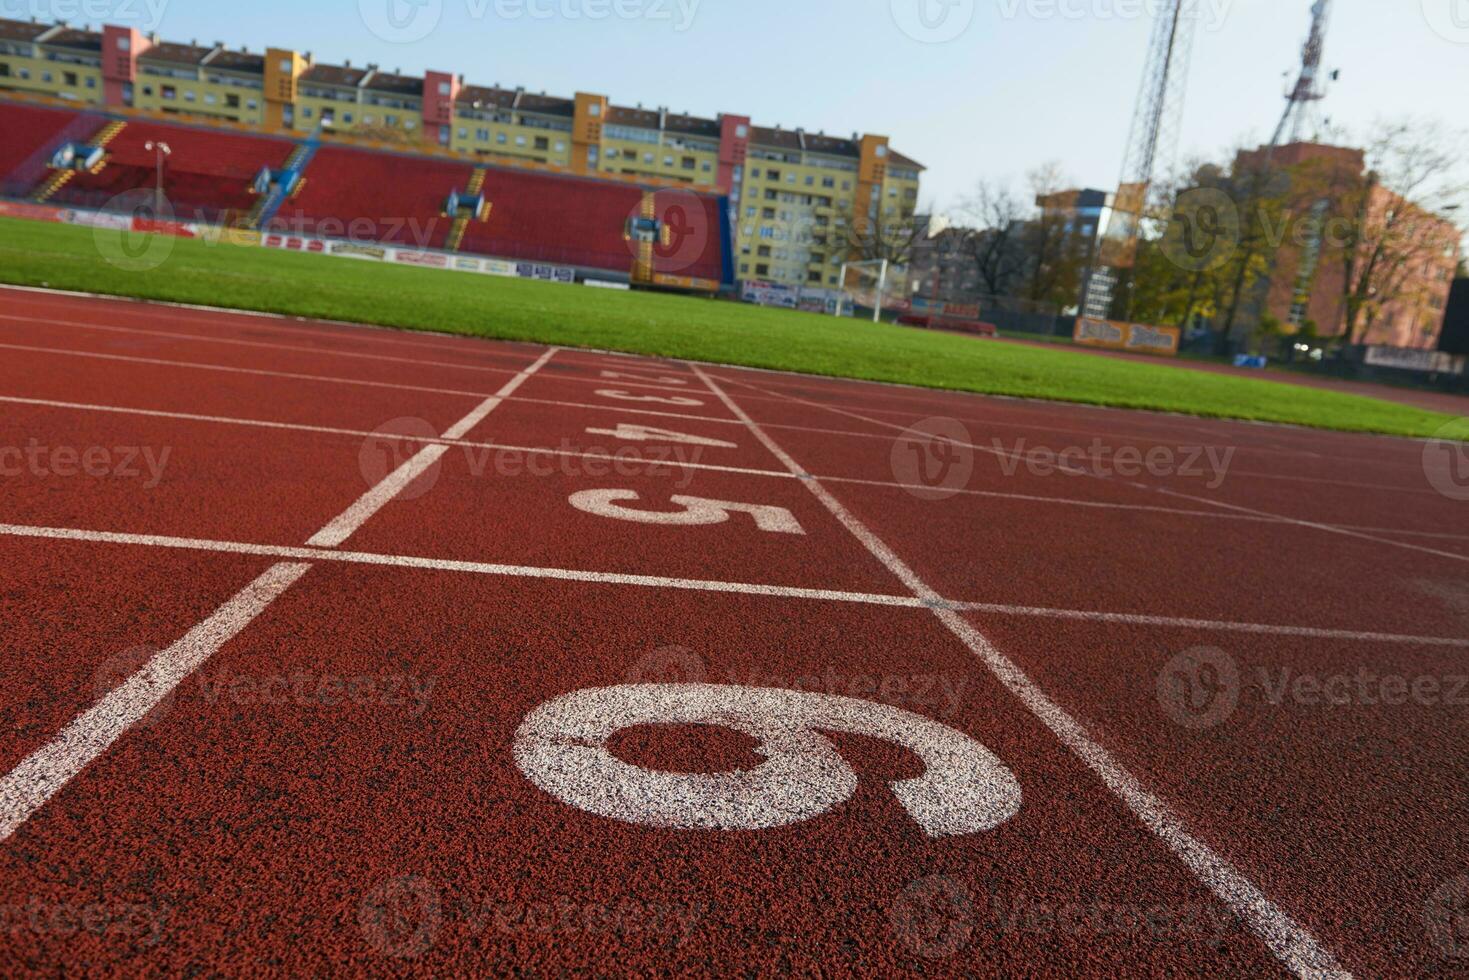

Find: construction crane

[1271,0,1335,147]
[1084,0,1199,316]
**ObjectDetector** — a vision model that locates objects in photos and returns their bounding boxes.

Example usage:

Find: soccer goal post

[836,259,894,323]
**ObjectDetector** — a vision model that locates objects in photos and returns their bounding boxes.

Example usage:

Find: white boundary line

[8,391,1467,545]
[3,283,1454,451]
[0,522,928,608]
[4,520,1462,648]
[0,561,312,842]
[721,373,1469,566]
[690,363,1353,979]
[0,347,561,843]
[953,602,1469,647]
[4,330,1445,496]
[0,314,709,396]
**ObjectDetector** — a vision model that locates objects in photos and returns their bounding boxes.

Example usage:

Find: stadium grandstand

[0,97,733,288]
[0,16,921,291]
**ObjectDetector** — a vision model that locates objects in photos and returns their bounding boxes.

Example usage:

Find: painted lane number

[514,684,1021,838]
[568,489,805,535]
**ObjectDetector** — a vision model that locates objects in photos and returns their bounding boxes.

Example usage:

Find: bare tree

[1329,121,1464,343]
[953,178,1027,296]
[1018,163,1090,310]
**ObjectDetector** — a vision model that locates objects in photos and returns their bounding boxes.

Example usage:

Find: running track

[0,286,1466,976]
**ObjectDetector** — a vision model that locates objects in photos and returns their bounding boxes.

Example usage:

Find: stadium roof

[364,70,423,97]
[0,18,51,42]
[39,26,102,52]
[205,49,266,74]
[301,63,372,88]
[140,41,215,65]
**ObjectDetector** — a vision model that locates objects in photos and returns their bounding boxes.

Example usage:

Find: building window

[118,37,131,51]
[534,136,549,150]
[64,72,77,86]
[161,85,176,99]
[588,103,602,117]
[205,93,218,105]
[497,133,507,144]
[278,58,292,73]
[438,81,451,95]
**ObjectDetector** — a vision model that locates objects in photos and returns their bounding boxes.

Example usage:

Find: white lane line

[0,561,312,843]
[11,521,1462,651]
[1153,488,1469,565]
[9,391,1464,546]
[955,603,1469,648]
[691,364,1352,980]
[0,348,559,843]
[0,284,544,364]
[725,373,1469,566]
[0,523,928,609]
[0,314,703,397]
[308,347,559,548]
[0,313,526,378]
[0,394,776,477]
[705,362,1435,467]
[0,340,492,401]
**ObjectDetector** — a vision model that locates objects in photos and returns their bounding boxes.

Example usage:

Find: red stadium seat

[50,119,292,224]
[285,146,474,250]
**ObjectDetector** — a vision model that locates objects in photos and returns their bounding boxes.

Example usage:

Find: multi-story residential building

[1233,142,1460,350]
[0,18,923,288]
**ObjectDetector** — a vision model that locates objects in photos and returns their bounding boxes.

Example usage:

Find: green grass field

[1,215,1464,440]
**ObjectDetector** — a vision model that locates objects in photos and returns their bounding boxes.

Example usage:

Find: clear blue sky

[109,0,1469,212]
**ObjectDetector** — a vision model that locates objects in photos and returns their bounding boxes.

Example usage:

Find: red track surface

[0,285,1466,977]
